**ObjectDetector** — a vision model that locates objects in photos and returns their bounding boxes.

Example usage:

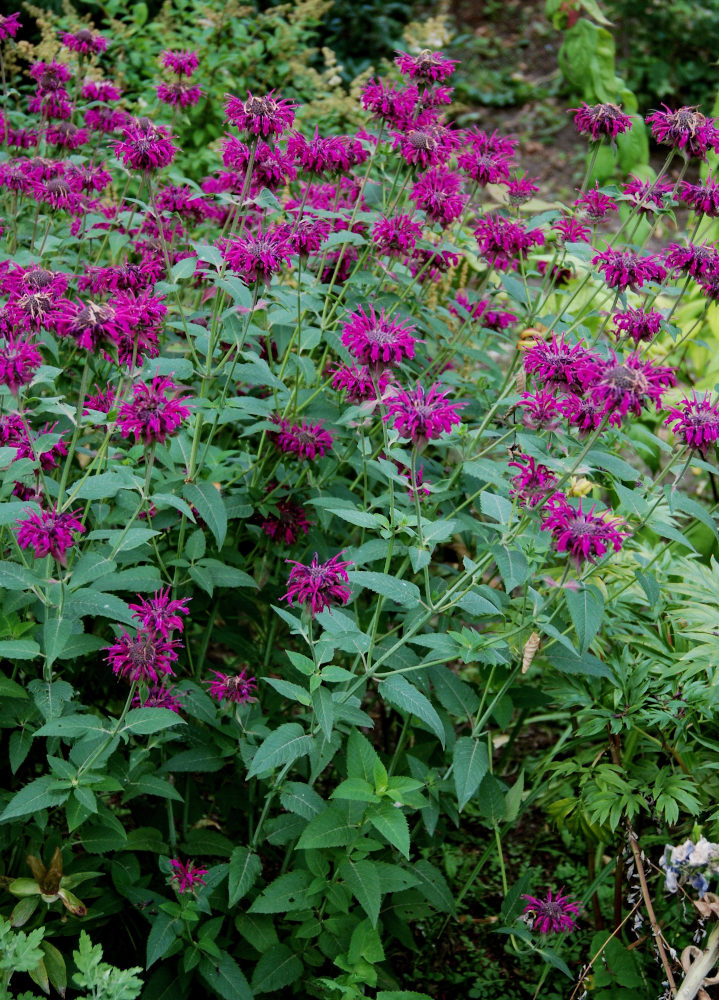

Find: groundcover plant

[1,8,719,1000]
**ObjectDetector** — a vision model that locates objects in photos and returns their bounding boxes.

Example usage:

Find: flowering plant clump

[0,7,716,1000]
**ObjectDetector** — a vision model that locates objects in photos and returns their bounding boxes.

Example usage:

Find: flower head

[224,90,297,138]
[270,417,333,462]
[0,335,42,393]
[518,389,564,430]
[114,118,176,172]
[552,217,591,244]
[509,455,558,507]
[395,49,457,83]
[283,552,352,617]
[592,247,666,292]
[589,353,676,426]
[572,102,633,141]
[156,82,203,108]
[622,175,673,216]
[392,123,459,169]
[60,28,107,55]
[522,888,579,934]
[474,215,544,271]
[574,184,618,224]
[132,684,183,713]
[261,497,312,545]
[160,50,199,77]
[117,376,191,446]
[16,506,84,563]
[681,174,719,217]
[410,167,465,226]
[372,213,423,256]
[457,149,512,187]
[169,859,208,894]
[384,382,464,446]
[646,105,719,160]
[341,306,416,368]
[0,13,21,41]
[331,363,389,403]
[223,226,294,286]
[450,294,517,330]
[506,174,539,206]
[612,306,663,345]
[105,628,180,683]
[665,392,719,455]
[361,79,417,129]
[206,669,257,704]
[664,242,719,279]
[128,588,190,638]
[542,495,627,566]
[523,335,599,395]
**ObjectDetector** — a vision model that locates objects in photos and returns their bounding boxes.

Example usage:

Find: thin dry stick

[626,824,677,996]
[568,900,642,1000]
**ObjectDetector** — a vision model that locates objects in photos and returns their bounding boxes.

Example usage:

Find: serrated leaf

[0,639,41,660]
[565,585,604,653]
[296,805,356,850]
[412,859,456,915]
[250,943,302,994]
[248,870,313,914]
[346,570,420,608]
[368,801,410,859]
[380,674,445,746]
[183,482,227,549]
[147,913,182,968]
[339,858,382,926]
[0,776,68,822]
[453,737,489,811]
[247,723,313,779]
[228,847,262,907]
[121,708,185,735]
[312,687,334,740]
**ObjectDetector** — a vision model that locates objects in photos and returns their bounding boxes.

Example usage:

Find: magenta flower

[517,389,564,430]
[224,90,297,138]
[331,363,389,403]
[592,247,666,292]
[84,385,117,415]
[450,294,517,331]
[85,106,128,133]
[29,90,72,121]
[590,353,676,427]
[384,382,464,446]
[394,49,458,84]
[261,498,312,545]
[105,628,180,683]
[223,226,294,286]
[409,244,460,282]
[681,174,719,217]
[552,217,591,244]
[132,683,183,713]
[156,82,203,108]
[524,335,599,395]
[341,306,416,368]
[29,61,72,89]
[0,13,21,40]
[457,149,512,187]
[160,49,199,77]
[464,126,517,159]
[361,79,417,128]
[128,589,190,638]
[283,552,353,617]
[372,214,423,256]
[612,306,663,345]
[169,859,208,894]
[474,215,545,272]
[206,669,257,704]
[46,121,88,150]
[646,105,719,160]
[55,299,126,352]
[67,163,112,194]
[522,888,579,934]
[270,417,333,462]
[542,495,627,566]
[0,336,42,393]
[574,184,618,223]
[665,392,719,454]
[559,393,605,434]
[114,118,176,172]
[391,123,459,169]
[572,102,633,141]
[623,175,673,216]
[17,506,84,563]
[60,28,107,55]
[506,174,539,206]
[410,167,465,227]
[286,216,330,257]
[80,79,122,102]
[287,128,349,176]
[664,242,719,279]
[117,376,191,446]
[509,455,557,507]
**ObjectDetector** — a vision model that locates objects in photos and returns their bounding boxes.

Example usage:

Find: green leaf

[331,778,379,803]
[247,723,314,779]
[296,805,356,850]
[183,483,227,549]
[339,858,382,926]
[279,782,324,819]
[453,737,489,811]
[248,870,313,914]
[0,639,41,660]
[377,992,433,999]
[162,745,225,773]
[250,944,302,994]
[490,545,529,591]
[34,714,109,738]
[380,674,445,746]
[199,952,252,1000]
[171,256,197,282]
[228,847,262,907]
[369,800,410,859]
[0,561,40,591]
[565,585,604,653]
[42,618,74,668]
[347,729,383,784]
[72,469,138,501]
[65,589,134,624]
[412,859,456,915]
[546,646,611,678]
[0,776,68,822]
[428,665,479,717]
[346,570,420,608]
[147,913,182,968]
[122,708,185,735]
[0,672,28,699]
[312,687,334,741]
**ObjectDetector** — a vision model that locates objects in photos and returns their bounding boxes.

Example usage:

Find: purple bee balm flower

[66,163,112,194]
[80,79,122,102]
[252,143,297,191]
[206,669,258,704]
[559,393,605,434]
[409,244,461,282]
[287,128,349,176]
[542,495,627,566]
[117,376,191,446]
[465,126,517,159]
[457,148,512,186]
[224,90,297,138]
[646,105,719,160]
[392,123,459,169]
[681,174,719,217]
[384,382,464,446]
[509,455,557,507]
[612,306,663,345]
[522,888,580,934]
[113,288,167,367]
[361,78,418,128]
[223,226,294,286]
[574,184,618,223]
[160,49,199,77]
[283,551,353,617]
[0,13,21,40]
[270,416,333,461]
[592,247,666,292]
[169,859,208,894]
[46,121,89,150]
[474,214,545,272]
[552,217,591,244]
[506,173,539,206]
[524,335,600,395]
[341,306,417,368]
[60,28,107,55]
[394,49,458,84]
[518,389,564,430]
[410,167,465,227]
[132,683,183,713]
[286,216,330,257]
[372,213,424,256]
[55,299,125,352]
[29,61,72,89]
[450,293,517,330]
[589,353,676,427]
[29,90,73,121]
[114,118,176,172]
[331,363,389,403]
[665,242,719,279]
[0,336,42,394]
[572,102,633,141]
[84,385,117,415]
[622,175,673,216]
[261,498,312,544]
[85,105,128,133]
[17,505,85,563]
[665,392,719,454]
[106,627,180,683]
[128,588,190,638]
[156,82,203,108]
